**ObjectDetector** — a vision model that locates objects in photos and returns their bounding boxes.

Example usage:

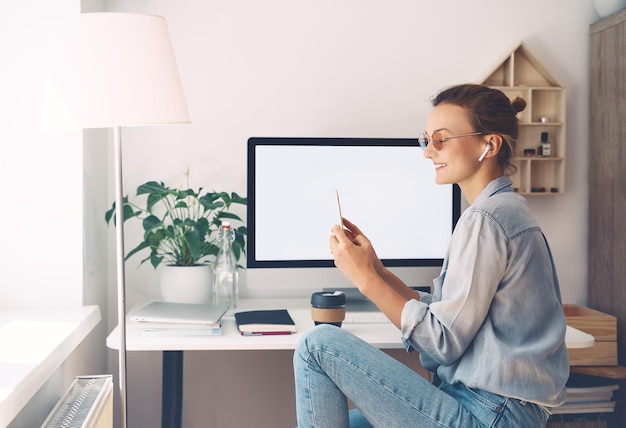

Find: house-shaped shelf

[478,42,566,195]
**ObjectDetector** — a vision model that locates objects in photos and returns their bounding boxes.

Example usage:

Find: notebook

[130,301,229,325]
[234,309,296,335]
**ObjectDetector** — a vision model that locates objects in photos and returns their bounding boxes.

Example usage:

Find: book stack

[140,322,224,337]
[129,301,229,337]
[547,373,618,428]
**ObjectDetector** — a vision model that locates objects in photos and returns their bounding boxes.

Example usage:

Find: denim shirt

[400,176,569,407]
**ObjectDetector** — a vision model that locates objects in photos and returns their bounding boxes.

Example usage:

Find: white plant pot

[594,0,626,17]
[160,264,213,304]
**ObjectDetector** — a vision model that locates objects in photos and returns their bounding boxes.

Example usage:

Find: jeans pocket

[465,386,507,413]
[464,387,547,428]
[448,384,505,427]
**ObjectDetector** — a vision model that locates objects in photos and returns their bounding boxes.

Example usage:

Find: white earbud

[478,145,491,162]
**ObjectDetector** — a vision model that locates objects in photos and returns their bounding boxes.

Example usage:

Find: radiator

[41,375,113,428]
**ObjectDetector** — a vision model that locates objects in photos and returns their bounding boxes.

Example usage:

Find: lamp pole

[113,126,128,428]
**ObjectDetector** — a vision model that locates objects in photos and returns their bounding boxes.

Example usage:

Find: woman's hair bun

[511,97,527,113]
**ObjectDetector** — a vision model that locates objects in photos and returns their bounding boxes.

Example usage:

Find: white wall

[100,1,601,426]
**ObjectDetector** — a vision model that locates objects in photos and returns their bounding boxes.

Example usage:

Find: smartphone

[334,190,344,229]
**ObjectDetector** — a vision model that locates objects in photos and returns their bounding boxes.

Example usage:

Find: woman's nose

[422,143,435,159]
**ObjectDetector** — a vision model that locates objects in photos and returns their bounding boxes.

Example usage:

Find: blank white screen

[251,140,454,264]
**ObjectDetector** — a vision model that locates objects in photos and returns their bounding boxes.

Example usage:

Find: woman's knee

[303,324,351,351]
[294,325,347,367]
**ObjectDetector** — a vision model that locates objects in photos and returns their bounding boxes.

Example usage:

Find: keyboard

[343,311,391,324]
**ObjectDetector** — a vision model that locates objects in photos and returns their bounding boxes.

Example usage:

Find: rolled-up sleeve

[400,298,429,352]
[417,290,433,304]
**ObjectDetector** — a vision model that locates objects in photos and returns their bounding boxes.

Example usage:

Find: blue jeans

[293,325,548,428]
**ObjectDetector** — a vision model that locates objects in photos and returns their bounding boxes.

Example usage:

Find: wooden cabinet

[588,9,626,427]
[589,9,626,366]
[479,42,566,195]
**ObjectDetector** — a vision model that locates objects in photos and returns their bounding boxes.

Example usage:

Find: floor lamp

[43,13,190,428]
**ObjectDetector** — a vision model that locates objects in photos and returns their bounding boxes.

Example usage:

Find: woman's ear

[481,134,503,160]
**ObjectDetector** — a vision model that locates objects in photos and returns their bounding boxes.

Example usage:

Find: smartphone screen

[334,190,344,229]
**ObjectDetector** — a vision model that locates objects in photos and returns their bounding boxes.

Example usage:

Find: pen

[241,331,295,336]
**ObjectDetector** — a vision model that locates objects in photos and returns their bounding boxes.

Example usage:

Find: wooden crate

[563,305,617,366]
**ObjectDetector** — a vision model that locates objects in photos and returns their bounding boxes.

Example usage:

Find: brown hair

[431,83,526,175]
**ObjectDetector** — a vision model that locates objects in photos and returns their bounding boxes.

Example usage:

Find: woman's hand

[330,218,384,293]
[330,218,419,328]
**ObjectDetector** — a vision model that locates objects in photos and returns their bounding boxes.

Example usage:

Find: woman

[293,83,569,428]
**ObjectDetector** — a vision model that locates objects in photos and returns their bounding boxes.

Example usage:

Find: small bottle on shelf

[213,222,239,310]
[540,132,552,157]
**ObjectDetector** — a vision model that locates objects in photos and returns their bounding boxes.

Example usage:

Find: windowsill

[0,305,101,427]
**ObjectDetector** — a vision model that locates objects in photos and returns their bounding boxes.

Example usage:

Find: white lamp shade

[43,13,190,129]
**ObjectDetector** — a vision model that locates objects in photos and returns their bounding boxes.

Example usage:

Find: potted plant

[105,175,247,303]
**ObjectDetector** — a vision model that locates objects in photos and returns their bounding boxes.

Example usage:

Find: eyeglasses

[417,131,485,151]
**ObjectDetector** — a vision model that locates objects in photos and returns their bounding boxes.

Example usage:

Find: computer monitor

[243,137,461,298]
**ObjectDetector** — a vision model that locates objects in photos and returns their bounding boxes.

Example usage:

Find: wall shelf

[479,42,566,195]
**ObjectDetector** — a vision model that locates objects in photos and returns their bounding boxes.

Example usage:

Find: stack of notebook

[130,301,230,337]
[548,373,618,426]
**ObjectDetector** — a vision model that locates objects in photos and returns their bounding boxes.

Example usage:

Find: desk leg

[162,350,183,428]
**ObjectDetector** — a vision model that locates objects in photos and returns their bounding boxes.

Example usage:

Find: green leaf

[163,225,177,240]
[216,212,243,221]
[150,253,164,269]
[195,217,210,236]
[232,241,243,260]
[145,229,166,247]
[199,192,221,204]
[231,192,247,205]
[146,192,165,212]
[104,197,136,225]
[203,242,219,257]
[199,199,225,211]
[218,192,232,205]
[184,230,203,262]
[126,241,151,261]
[142,215,162,232]
[177,188,198,199]
[137,181,167,196]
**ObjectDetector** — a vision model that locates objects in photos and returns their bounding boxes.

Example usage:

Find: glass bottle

[540,131,552,157]
[213,222,238,310]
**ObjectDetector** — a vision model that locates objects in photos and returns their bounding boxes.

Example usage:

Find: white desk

[106,298,593,428]
[106,298,405,428]
[107,298,403,351]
